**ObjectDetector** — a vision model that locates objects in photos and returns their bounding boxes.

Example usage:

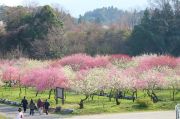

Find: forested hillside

[79,6,143,27]
[0,0,179,59]
[128,0,180,56]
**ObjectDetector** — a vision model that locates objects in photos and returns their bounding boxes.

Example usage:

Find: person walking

[16,108,24,119]
[37,98,43,115]
[21,96,28,113]
[29,99,36,116]
[44,99,50,115]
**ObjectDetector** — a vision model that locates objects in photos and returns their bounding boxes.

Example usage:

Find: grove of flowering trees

[0,54,179,108]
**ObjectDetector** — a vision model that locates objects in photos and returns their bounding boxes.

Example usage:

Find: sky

[0,0,148,17]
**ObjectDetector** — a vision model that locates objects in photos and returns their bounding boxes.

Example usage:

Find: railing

[176,104,180,119]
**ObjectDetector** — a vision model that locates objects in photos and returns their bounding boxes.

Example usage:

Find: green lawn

[0,87,178,115]
[0,114,7,119]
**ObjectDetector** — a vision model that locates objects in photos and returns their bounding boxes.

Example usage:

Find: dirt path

[0,104,176,119]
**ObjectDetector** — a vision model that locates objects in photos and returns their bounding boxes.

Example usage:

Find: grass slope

[0,87,178,115]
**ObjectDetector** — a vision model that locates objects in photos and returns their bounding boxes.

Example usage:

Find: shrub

[136,98,153,108]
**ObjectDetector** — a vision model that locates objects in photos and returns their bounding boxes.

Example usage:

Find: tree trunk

[100,90,104,96]
[91,94,94,101]
[152,91,158,103]
[54,89,58,104]
[64,91,66,99]
[5,82,7,91]
[123,91,126,97]
[48,89,53,99]
[136,90,138,99]
[36,91,39,97]
[147,90,152,98]
[79,95,89,109]
[147,90,158,103]
[115,92,120,105]
[109,89,113,102]
[115,96,120,105]
[19,85,22,97]
[172,88,175,101]
[132,91,135,102]
[25,87,27,95]
[18,80,22,97]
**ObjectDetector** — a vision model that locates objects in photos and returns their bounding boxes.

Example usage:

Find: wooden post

[62,88,64,105]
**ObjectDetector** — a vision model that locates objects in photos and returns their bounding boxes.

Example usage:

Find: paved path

[0,104,176,119]
[66,111,175,119]
[0,104,65,119]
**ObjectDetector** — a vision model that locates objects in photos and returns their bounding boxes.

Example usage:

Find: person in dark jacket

[21,96,28,113]
[29,99,36,116]
[44,99,50,115]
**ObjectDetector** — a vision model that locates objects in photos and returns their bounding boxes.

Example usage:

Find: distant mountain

[79,6,144,25]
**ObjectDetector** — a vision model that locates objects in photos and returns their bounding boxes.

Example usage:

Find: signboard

[176,104,180,119]
[56,87,64,99]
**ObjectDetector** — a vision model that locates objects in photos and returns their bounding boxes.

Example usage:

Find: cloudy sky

[0,0,148,17]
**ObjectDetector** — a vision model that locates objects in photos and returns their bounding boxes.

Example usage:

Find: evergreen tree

[128,1,180,56]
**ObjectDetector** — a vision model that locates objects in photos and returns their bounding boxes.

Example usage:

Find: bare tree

[22,0,39,9]
[0,21,6,35]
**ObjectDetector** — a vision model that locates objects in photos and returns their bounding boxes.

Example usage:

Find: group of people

[17,96,50,118]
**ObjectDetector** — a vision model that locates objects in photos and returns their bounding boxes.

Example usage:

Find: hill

[79,6,143,25]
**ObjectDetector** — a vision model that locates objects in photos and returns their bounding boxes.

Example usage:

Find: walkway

[0,104,64,119]
[66,111,175,119]
[0,104,176,119]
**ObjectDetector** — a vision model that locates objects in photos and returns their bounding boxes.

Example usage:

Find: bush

[136,98,153,108]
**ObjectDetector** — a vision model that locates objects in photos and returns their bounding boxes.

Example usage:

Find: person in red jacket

[37,98,43,115]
